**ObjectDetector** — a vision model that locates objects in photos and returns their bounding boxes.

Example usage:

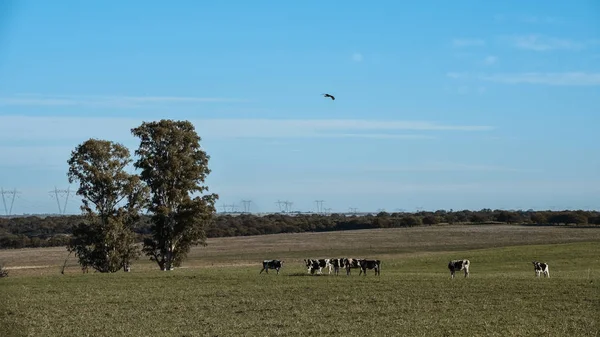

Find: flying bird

[322,93,335,100]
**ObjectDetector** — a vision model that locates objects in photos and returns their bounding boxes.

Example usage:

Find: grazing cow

[328,258,344,275]
[260,260,283,275]
[304,259,332,274]
[448,259,470,279]
[532,261,550,278]
[359,259,381,276]
[343,258,363,275]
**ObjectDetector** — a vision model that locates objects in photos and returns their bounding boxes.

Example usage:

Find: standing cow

[343,258,363,275]
[359,259,381,276]
[260,260,283,275]
[304,259,332,274]
[532,261,550,278]
[448,259,470,279]
[328,258,344,276]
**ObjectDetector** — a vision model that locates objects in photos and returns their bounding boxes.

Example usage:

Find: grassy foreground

[1,225,599,336]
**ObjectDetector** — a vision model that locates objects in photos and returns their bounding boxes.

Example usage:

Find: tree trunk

[165,245,173,271]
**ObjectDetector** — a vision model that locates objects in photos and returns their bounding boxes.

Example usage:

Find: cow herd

[303,258,381,276]
[259,258,381,276]
[260,258,551,278]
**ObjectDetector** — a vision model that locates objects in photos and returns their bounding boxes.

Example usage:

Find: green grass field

[1,224,599,336]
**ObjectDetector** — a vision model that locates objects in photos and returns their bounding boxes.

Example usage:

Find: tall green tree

[67,139,148,273]
[131,120,218,271]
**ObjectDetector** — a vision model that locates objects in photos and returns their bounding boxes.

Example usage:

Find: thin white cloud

[480,72,600,86]
[352,52,363,62]
[0,146,72,169]
[447,72,600,86]
[218,182,485,195]
[519,16,562,24]
[0,116,494,142]
[451,38,485,47]
[12,181,600,201]
[506,34,586,51]
[234,162,537,174]
[482,55,498,65]
[358,163,540,173]
[214,180,600,196]
[0,93,245,108]
[312,133,435,140]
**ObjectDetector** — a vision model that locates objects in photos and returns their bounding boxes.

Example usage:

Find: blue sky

[0,1,599,214]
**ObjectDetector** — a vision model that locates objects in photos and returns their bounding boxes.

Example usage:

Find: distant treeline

[1,209,599,249]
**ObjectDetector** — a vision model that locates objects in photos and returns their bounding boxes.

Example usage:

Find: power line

[220,204,228,213]
[275,200,285,213]
[284,201,293,213]
[220,204,238,213]
[1,188,20,215]
[314,200,325,213]
[241,200,252,213]
[48,186,76,215]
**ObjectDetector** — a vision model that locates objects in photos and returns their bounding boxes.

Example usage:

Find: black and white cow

[304,259,332,274]
[343,258,363,276]
[359,259,381,276]
[260,260,283,275]
[448,259,470,278]
[328,258,344,276]
[532,261,550,278]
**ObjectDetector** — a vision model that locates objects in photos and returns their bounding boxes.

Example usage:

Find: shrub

[400,216,422,227]
[422,215,440,225]
[0,262,8,278]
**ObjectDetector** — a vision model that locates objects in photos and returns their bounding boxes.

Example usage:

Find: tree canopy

[131,120,218,271]
[66,139,148,273]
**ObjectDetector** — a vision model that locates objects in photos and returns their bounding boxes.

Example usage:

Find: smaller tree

[400,216,422,227]
[547,212,588,225]
[422,215,440,225]
[494,211,522,224]
[530,212,548,224]
[469,212,490,223]
[67,139,149,273]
